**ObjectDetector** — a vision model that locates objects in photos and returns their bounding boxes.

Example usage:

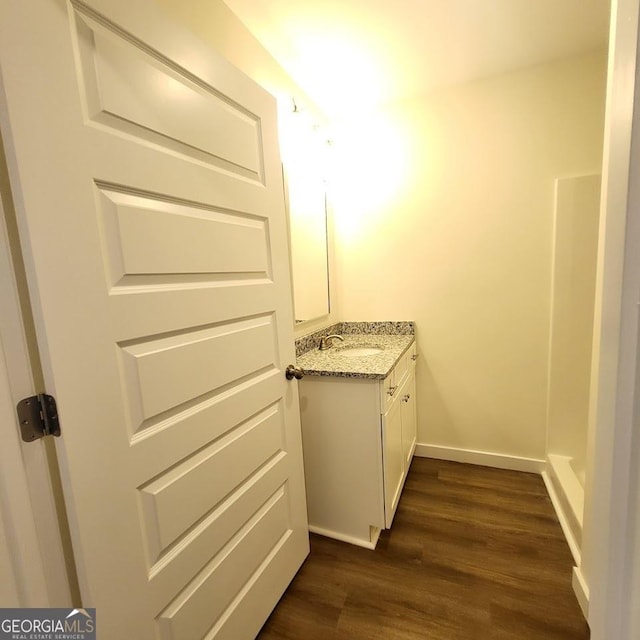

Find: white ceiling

[223,0,610,116]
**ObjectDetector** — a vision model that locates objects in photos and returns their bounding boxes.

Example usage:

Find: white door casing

[0,175,73,608]
[0,334,43,608]
[1,118,76,608]
[0,1,309,638]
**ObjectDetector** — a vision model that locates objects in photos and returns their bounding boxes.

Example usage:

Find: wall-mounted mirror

[280,105,330,323]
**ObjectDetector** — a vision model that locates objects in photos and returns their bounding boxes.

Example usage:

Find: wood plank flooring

[257,457,589,639]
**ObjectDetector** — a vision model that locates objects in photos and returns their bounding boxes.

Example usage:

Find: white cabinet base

[300,376,385,549]
[299,341,417,549]
[308,524,382,550]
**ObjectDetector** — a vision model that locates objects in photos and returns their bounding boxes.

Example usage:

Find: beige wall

[153,0,318,113]
[330,51,607,460]
[146,2,607,461]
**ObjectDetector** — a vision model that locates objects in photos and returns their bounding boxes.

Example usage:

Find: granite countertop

[296,334,415,379]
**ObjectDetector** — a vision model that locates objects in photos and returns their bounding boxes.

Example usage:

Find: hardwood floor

[257,457,589,639]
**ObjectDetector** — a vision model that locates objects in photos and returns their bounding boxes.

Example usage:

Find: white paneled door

[0,1,309,638]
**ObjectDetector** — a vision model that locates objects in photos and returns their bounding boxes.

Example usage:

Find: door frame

[0,144,73,606]
[578,0,640,638]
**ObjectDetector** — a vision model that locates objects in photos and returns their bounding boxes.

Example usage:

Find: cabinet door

[401,372,417,470]
[382,397,404,528]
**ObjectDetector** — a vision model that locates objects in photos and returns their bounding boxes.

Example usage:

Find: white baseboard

[572,566,590,620]
[541,470,582,565]
[415,443,545,474]
[544,455,583,562]
[547,455,584,528]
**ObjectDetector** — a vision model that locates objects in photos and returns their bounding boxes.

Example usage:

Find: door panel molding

[0,0,308,635]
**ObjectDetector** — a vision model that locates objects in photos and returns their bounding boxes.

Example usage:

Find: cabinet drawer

[381,371,397,410]
[379,340,415,411]
[407,342,418,367]
[394,350,409,386]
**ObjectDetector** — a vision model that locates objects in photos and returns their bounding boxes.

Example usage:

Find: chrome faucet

[318,334,344,350]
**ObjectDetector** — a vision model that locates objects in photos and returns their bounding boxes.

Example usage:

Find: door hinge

[17,394,61,442]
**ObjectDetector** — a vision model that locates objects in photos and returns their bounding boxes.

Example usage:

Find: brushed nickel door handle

[286,364,305,380]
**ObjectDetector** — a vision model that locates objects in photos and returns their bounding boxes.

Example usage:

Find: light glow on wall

[328,111,412,244]
[279,104,331,321]
[278,104,328,178]
[286,29,390,117]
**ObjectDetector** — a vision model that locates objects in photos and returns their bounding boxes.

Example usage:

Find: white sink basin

[337,346,383,357]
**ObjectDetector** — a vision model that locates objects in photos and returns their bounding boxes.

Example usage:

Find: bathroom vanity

[296,327,417,549]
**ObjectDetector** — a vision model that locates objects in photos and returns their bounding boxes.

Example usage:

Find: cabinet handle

[411,354,418,361]
[387,385,398,397]
[402,394,410,402]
